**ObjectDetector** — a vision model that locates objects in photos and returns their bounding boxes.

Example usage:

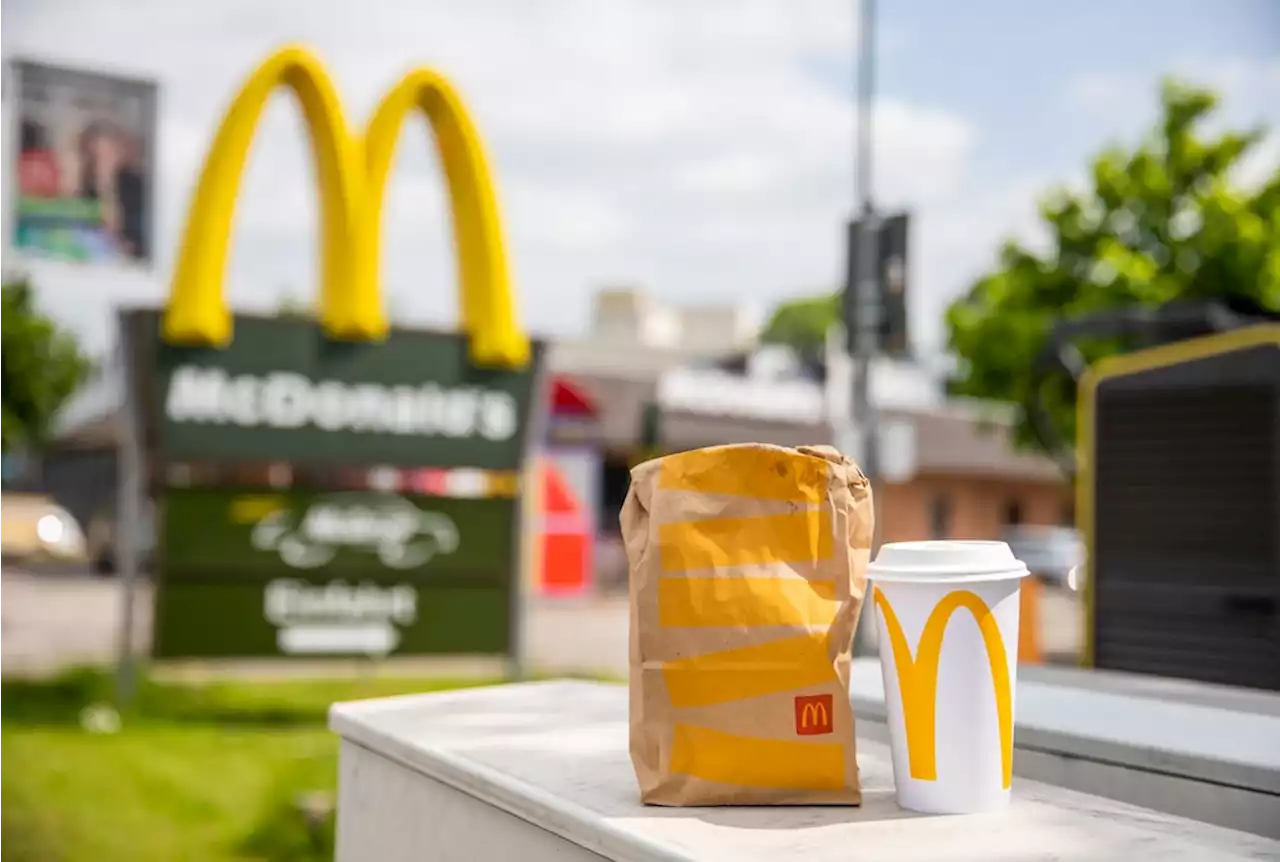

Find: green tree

[759,292,839,359]
[1,277,94,452]
[946,79,1280,455]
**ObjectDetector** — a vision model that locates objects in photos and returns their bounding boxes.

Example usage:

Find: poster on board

[10,59,158,265]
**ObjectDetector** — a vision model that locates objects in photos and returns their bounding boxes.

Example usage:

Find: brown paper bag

[621,443,873,806]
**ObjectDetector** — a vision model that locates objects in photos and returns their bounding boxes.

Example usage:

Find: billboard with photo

[11,59,158,265]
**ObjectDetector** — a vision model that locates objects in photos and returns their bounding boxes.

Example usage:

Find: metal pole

[4,63,37,488]
[508,347,549,681]
[2,61,22,276]
[851,0,881,492]
[846,0,883,659]
[115,310,143,707]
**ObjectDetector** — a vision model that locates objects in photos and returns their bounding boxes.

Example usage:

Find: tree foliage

[2,277,94,452]
[759,292,839,359]
[946,79,1279,454]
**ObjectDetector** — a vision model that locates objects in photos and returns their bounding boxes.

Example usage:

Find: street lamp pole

[850,0,881,488]
[1,63,18,274]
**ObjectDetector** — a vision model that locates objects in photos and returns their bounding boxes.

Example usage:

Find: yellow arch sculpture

[163,46,529,369]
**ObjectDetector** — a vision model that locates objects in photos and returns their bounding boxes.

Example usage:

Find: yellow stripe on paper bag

[670,723,846,790]
[663,632,836,708]
[659,577,838,628]
[658,510,833,573]
[657,447,828,502]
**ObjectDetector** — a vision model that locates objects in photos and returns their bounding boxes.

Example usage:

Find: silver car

[0,492,88,565]
[1002,525,1085,591]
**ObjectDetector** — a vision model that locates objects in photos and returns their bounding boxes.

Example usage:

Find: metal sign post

[2,61,20,272]
[115,310,144,707]
[847,0,882,498]
[509,357,552,682]
[845,0,882,659]
[849,216,881,479]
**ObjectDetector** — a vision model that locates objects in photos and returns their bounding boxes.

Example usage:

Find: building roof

[51,310,1063,484]
[568,368,1063,482]
[885,405,1061,481]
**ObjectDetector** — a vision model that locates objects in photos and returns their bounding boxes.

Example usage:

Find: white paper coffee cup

[867,540,1028,814]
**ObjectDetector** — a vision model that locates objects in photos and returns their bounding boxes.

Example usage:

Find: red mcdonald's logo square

[794,694,834,735]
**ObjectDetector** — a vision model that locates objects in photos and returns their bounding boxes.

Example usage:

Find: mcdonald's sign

[127,46,545,470]
[873,587,1015,789]
[162,45,528,370]
[127,47,545,662]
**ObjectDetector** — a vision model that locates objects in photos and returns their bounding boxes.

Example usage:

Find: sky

[4,0,1279,357]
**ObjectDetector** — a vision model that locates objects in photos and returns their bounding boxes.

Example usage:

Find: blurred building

[567,357,1070,544]
[550,286,763,377]
[549,288,1072,591]
[39,351,125,532]
[47,286,1070,592]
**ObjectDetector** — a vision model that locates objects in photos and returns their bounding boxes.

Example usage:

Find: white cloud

[675,153,781,195]
[9,2,1273,364]
[3,0,982,354]
[508,185,628,249]
[1068,57,1280,138]
[1065,56,1280,214]
[1234,132,1280,189]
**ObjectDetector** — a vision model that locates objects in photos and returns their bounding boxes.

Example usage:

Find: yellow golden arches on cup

[162,45,529,369]
[873,587,1014,789]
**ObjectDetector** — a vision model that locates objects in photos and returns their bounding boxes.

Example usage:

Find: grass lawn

[2,669,507,862]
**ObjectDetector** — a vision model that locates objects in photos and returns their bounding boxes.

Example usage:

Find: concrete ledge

[330,680,1279,862]
[1018,663,1280,717]
[850,658,1280,836]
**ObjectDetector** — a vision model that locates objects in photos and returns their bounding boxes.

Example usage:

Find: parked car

[1002,525,1085,591]
[0,491,88,565]
[86,501,156,575]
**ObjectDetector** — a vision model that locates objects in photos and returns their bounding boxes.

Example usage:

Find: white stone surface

[850,657,1280,836]
[336,741,609,862]
[850,658,1280,792]
[330,680,1280,862]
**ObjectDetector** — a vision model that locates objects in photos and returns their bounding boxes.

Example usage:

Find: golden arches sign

[163,46,529,369]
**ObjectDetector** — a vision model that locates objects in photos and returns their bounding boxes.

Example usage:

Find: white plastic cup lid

[867,540,1028,583]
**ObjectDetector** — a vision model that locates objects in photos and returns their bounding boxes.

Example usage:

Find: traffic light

[841,212,910,358]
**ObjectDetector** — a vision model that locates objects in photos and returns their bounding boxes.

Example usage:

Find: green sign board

[129,311,542,469]
[162,488,515,583]
[125,310,544,661]
[153,488,515,658]
[154,580,511,659]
